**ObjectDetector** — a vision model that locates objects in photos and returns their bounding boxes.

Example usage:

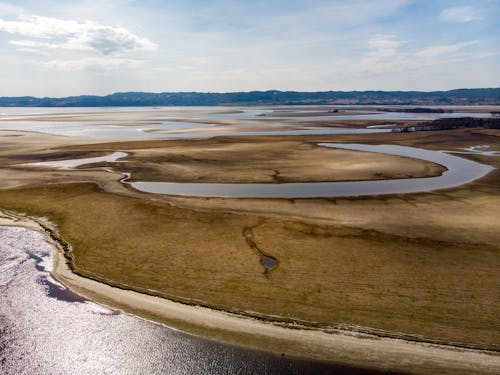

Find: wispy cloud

[416,41,478,58]
[360,34,408,69]
[41,57,143,70]
[0,15,157,55]
[341,36,483,77]
[440,6,482,23]
[368,34,407,50]
[0,1,498,95]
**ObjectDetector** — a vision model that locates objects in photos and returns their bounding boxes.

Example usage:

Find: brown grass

[0,183,498,348]
[1,125,499,351]
[116,140,444,183]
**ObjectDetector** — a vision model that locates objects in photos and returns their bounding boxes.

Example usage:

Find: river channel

[129,143,494,198]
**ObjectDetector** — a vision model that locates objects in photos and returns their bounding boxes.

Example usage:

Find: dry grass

[1,126,499,351]
[0,183,498,348]
[116,140,444,183]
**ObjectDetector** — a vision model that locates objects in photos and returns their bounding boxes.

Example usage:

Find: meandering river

[129,143,494,198]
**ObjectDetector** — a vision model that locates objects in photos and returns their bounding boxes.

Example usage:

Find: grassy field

[1,125,499,353]
[0,182,498,349]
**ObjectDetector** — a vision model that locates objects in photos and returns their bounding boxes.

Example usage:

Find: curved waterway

[130,144,494,198]
[0,225,384,375]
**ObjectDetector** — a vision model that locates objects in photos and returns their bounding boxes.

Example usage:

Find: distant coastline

[0,88,499,107]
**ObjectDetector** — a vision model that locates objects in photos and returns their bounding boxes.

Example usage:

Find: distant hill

[0,88,499,107]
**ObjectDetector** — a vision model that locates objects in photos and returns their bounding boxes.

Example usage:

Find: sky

[0,0,499,96]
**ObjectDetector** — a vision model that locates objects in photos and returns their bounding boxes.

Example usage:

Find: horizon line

[2,87,499,99]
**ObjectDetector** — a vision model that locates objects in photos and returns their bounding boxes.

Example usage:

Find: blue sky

[0,0,498,96]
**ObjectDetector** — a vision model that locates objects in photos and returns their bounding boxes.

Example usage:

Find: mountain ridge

[0,88,499,106]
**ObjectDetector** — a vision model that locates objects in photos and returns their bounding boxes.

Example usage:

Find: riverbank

[1,210,499,374]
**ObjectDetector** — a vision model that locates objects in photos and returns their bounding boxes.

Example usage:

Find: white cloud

[41,57,143,70]
[416,41,478,58]
[440,6,482,23]
[337,36,485,78]
[0,0,497,95]
[368,34,406,50]
[362,34,407,67]
[16,46,49,55]
[9,39,60,50]
[0,15,157,55]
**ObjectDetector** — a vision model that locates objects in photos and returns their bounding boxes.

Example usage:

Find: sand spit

[0,210,498,375]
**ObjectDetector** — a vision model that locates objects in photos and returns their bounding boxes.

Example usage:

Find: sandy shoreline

[1,210,499,374]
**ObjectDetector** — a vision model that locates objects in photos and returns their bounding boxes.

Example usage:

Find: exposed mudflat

[0,108,499,374]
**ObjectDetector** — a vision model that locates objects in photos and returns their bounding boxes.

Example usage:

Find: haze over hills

[0,88,499,107]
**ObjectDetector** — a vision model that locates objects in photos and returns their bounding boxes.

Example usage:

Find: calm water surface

[0,106,493,140]
[0,119,390,139]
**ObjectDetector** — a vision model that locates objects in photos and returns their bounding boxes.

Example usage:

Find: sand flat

[0,110,499,374]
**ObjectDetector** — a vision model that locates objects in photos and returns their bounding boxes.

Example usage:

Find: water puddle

[261,255,277,274]
[20,151,128,169]
[243,226,277,276]
[440,145,500,157]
